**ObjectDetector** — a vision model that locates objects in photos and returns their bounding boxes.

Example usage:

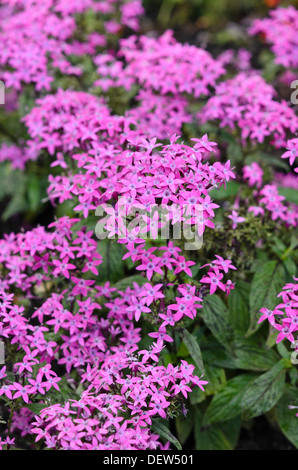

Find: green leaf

[180,328,204,374]
[241,359,290,420]
[209,180,240,200]
[190,364,226,405]
[27,174,41,212]
[112,274,146,292]
[189,387,206,405]
[203,295,234,351]
[266,328,279,348]
[271,237,286,257]
[2,193,28,220]
[228,280,250,334]
[278,186,298,206]
[96,239,125,283]
[289,367,298,386]
[151,420,182,450]
[233,334,281,371]
[247,260,285,336]
[277,341,291,359]
[0,164,28,220]
[195,410,241,450]
[203,374,256,425]
[202,347,238,370]
[247,152,289,171]
[177,341,190,357]
[24,403,49,415]
[189,263,200,277]
[56,199,77,219]
[276,387,298,449]
[283,258,297,280]
[175,410,194,445]
[0,164,26,200]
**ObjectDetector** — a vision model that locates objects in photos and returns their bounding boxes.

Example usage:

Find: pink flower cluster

[95,30,225,97]
[200,256,236,295]
[243,158,298,227]
[0,108,239,449]
[199,73,298,148]
[250,6,298,69]
[259,277,298,346]
[30,358,207,450]
[0,210,214,449]
[0,87,239,448]
[93,30,226,139]
[281,138,298,182]
[0,15,239,444]
[22,89,133,168]
[0,0,143,92]
[0,143,38,170]
[247,181,298,226]
[21,90,236,235]
[274,172,298,190]
[243,162,264,189]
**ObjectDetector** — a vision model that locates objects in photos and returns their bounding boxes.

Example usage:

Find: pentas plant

[0,216,216,449]
[0,121,238,449]
[259,278,298,345]
[258,277,298,421]
[24,103,238,322]
[125,90,192,140]
[0,214,207,450]
[21,89,235,230]
[93,30,225,139]
[243,162,264,189]
[199,72,298,148]
[241,162,298,227]
[19,89,137,177]
[249,6,298,69]
[275,172,298,191]
[0,0,143,92]
[0,143,38,170]
[0,0,90,92]
[281,138,298,182]
[0,89,240,448]
[94,30,225,97]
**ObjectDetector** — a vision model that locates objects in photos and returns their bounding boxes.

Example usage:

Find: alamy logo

[291,340,298,365]
[95,198,204,250]
[0,81,4,105]
[0,341,4,365]
[290,80,298,105]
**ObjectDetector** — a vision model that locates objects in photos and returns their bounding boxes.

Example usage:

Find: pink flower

[52,259,76,279]
[275,322,295,344]
[12,383,31,404]
[258,307,283,325]
[173,256,196,277]
[127,297,151,321]
[228,210,246,229]
[243,162,263,188]
[149,400,171,419]
[281,138,298,166]
[139,283,164,306]
[136,256,163,281]
[148,327,174,345]
[200,271,226,295]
